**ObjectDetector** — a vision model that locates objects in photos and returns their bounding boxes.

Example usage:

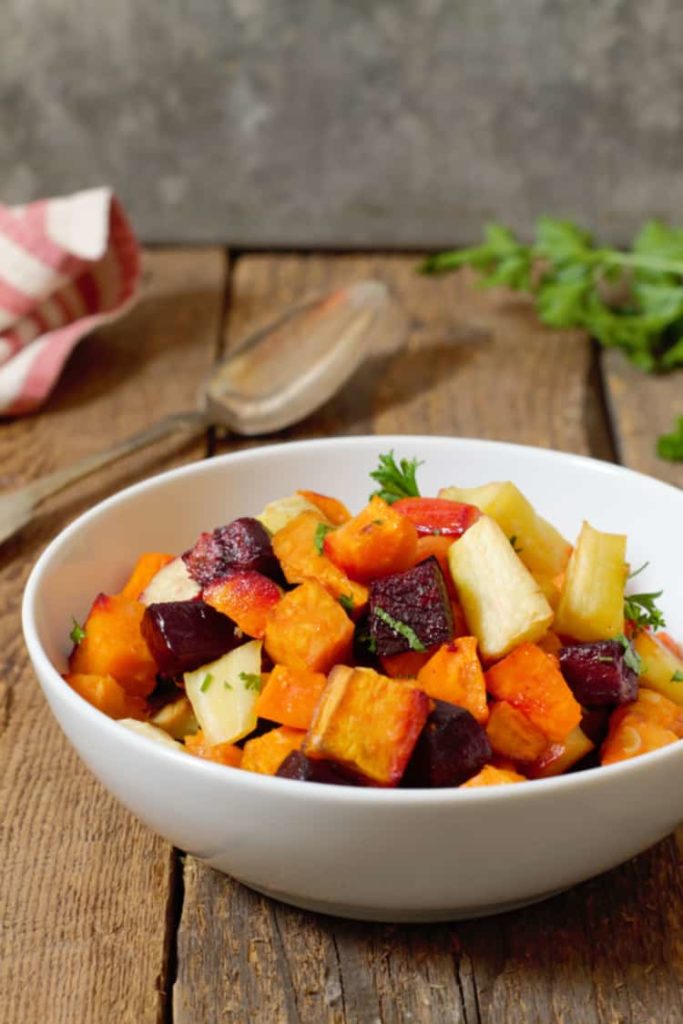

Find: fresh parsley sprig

[422,218,683,458]
[623,590,666,632]
[239,671,263,694]
[615,634,642,675]
[369,451,422,504]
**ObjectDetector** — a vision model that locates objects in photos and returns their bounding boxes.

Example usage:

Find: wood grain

[0,249,227,1024]
[175,257,683,1024]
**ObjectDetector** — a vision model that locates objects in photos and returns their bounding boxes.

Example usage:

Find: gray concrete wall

[2,0,683,246]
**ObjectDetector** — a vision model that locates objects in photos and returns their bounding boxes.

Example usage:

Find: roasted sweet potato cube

[485,642,582,743]
[527,725,595,779]
[241,726,306,775]
[69,593,158,697]
[323,496,418,583]
[460,765,526,787]
[272,511,368,612]
[485,701,548,762]
[403,699,491,787]
[264,581,354,673]
[297,489,351,525]
[417,637,488,724]
[369,557,453,657]
[118,552,174,601]
[203,570,282,639]
[255,664,328,730]
[303,666,430,786]
[184,730,244,767]
[64,672,147,720]
[601,689,683,765]
[381,650,432,679]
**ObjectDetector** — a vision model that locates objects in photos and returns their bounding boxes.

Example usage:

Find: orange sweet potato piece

[69,593,158,697]
[659,631,683,660]
[485,701,548,762]
[461,764,526,787]
[601,689,683,765]
[203,570,282,638]
[118,552,174,600]
[323,496,418,583]
[241,726,305,775]
[272,511,368,612]
[528,725,594,779]
[65,672,147,720]
[417,637,489,725]
[264,581,354,673]
[536,631,563,657]
[381,650,432,679]
[255,664,328,730]
[184,730,243,767]
[297,489,351,525]
[303,665,431,786]
[485,642,582,743]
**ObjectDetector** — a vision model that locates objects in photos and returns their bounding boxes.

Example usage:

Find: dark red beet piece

[559,640,638,706]
[183,517,278,586]
[141,600,241,675]
[403,699,491,787]
[369,557,453,657]
[276,751,359,786]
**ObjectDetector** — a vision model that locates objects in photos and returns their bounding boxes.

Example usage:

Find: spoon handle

[0,410,209,545]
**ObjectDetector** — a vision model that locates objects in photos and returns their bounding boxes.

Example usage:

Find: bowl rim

[22,433,683,807]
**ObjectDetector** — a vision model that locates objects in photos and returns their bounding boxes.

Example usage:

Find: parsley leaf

[338,594,355,614]
[239,671,263,693]
[615,634,643,675]
[69,617,86,645]
[314,522,334,555]
[671,670,683,682]
[623,590,666,632]
[657,416,683,461]
[373,606,426,652]
[200,673,214,693]
[369,451,422,504]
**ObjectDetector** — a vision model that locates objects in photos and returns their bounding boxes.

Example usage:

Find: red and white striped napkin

[0,187,140,416]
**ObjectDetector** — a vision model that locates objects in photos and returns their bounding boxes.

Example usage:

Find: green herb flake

[369,451,422,504]
[374,606,426,652]
[224,681,233,691]
[615,634,643,675]
[314,522,334,555]
[671,670,683,683]
[338,594,355,614]
[69,617,87,645]
[200,673,214,693]
[239,671,263,693]
[596,655,614,664]
[623,590,666,632]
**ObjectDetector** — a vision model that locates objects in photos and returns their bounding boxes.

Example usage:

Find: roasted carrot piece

[303,665,431,786]
[323,496,418,583]
[485,701,548,762]
[118,552,174,601]
[203,570,282,639]
[255,665,328,730]
[460,764,526,787]
[485,642,582,743]
[65,672,147,720]
[272,511,368,612]
[184,730,243,767]
[264,581,354,673]
[381,650,432,679]
[69,593,158,697]
[417,637,489,724]
[297,489,351,525]
[602,689,683,765]
[241,726,305,775]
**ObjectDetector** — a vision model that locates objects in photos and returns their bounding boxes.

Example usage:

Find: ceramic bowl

[22,436,683,922]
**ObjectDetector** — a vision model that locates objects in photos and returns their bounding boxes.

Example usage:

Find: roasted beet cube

[369,557,453,657]
[141,600,241,675]
[559,640,638,707]
[276,751,359,785]
[403,699,492,788]
[183,517,278,586]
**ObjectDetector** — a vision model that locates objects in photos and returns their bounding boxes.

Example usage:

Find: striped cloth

[0,187,140,416]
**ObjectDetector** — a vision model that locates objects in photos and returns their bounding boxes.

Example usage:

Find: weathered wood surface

[0,249,226,1024]
[175,255,683,1024]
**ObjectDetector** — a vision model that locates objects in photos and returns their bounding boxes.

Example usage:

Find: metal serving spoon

[0,278,400,545]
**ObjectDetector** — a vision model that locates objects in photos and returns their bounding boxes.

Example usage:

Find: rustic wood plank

[0,248,228,1024]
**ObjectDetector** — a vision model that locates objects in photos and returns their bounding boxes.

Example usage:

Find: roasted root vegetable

[554,521,627,641]
[141,600,241,676]
[140,556,201,605]
[184,730,243,767]
[184,517,279,586]
[150,695,198,739]
[559,640,638,706]
[380,650,432,679]
[527,726,595,779]
[297,489,351,525]
[70,594,158,697]
[485,642,582,742]
[369,557,453,657]
[403,699,491,787]
[323,496,418,583]
[461,764,526,787]
[119,552,174,601]
[392,497,480,537]
[264,581,354,673]
[184,640,263,744]
[241,726,306,775]
[65,672,147,720]
[485,700,548,762]
[257,493,326,534]
[633,631,683,705]
[203,570,282,639]
[119,719,185,751]
[255,664,328,730]
[276,750,357,785]
[447,515,553,661]
[416,637,488,724]
[303,665,430,786]
[601,689,683,765]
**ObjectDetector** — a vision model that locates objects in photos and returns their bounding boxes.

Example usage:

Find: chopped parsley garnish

[671,670,683,683]
[369,451,422,504]
[314,522,334,555]
[224,681,233,690]
[239,671,263,693]
[374,606,426,652]
[596,655,614,664]
[200,673,214,692]
[69,618,86,645]
[338,594,355,614]
[615,634,642,675]
[623,590,666,632]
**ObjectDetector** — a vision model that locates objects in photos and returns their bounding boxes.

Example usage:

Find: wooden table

[2,250,682,1024]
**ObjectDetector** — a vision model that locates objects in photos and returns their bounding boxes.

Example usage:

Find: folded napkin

[0,187,140,415]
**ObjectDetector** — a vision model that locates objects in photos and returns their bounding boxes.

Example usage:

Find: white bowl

[22,436,683,922]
